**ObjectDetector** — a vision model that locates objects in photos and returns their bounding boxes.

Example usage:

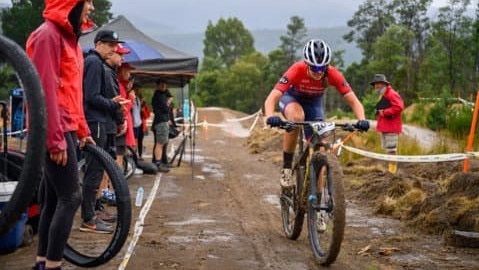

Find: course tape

[191,109,262,130]
[118,174,162,270]
[341,145,478,163]
[166,106,479,164]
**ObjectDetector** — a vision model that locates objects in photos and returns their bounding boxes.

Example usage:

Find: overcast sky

[0,0,456,34]
[107,0,452,34]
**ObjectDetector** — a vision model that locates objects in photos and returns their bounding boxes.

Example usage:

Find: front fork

[307,153,333,212]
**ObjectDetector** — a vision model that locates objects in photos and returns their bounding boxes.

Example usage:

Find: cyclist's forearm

[264,89,282,117]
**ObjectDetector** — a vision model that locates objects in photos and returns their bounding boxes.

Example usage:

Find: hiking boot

[79,218,113,234]
[280,168,294,188]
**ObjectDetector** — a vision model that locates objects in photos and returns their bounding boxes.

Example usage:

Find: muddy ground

[1,107,479,269]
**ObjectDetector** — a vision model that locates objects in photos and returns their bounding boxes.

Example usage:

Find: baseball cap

[115,44,130,54]
[94,30,124,43]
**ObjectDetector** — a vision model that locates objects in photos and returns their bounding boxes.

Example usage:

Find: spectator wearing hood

[26,0,96,269]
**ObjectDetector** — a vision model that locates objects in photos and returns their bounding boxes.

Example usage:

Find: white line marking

[118,173,162,270]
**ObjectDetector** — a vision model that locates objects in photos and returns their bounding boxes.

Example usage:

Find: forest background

[2,0,479,138]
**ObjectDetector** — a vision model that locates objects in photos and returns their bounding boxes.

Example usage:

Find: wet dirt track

[1,107,479,270]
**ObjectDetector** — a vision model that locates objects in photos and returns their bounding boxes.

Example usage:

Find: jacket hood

[43,0,95,35]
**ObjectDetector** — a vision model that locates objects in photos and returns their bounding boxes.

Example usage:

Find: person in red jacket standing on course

[116,62,136,166]
[370,74,404,174]
[26,0,95,269]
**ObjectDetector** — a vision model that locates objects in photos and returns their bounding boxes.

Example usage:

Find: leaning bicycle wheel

[0,35,46,237]
[307,152,345,266]
[280,129,307,240]
[65,144,131,267]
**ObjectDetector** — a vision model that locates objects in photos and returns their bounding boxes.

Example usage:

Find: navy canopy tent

[79,15,199,87]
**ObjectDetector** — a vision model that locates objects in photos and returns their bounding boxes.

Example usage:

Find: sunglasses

[309,65,327,73]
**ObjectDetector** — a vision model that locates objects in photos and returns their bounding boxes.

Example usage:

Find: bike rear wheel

[65,144,131,267]
[307,152,345,266]
[0,35,46,237]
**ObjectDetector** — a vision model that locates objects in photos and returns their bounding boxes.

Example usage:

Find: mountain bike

[66,143,131,267]
[272,119,360,266]
[0,35,46,237]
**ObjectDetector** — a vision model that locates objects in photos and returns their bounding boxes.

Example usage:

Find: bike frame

[277,119,359,266]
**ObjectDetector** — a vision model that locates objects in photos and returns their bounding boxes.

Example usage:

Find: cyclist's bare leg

[282,102,304,153]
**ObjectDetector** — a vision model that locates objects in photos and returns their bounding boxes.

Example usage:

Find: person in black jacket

[81,30,129,234]
[151,78,171,172]
[160,90,178,167]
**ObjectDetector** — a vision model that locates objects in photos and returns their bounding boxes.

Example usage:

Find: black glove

[356,120,370,132]
[266,116,282,127]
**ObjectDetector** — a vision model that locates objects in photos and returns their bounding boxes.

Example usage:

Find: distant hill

[150,27,362,66]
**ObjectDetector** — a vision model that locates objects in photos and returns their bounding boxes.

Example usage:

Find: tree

[217,52,268,113]
[368,25,415,103]
[1,0,44,48]
[262,49,289,90]
[1,0,113,49]
[279,16,307,65]
[344,0,396,61]
[429,0,473,95]
[89,0,113,27]
[203,17,255,68]
[391,0,432,93]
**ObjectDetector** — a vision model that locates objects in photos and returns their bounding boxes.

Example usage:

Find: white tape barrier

[192,110,262,131]
[158,107,479,164]
[225,110,261,122]
[341,144,479,163]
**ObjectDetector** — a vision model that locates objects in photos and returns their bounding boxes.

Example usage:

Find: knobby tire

[0,35,46,237]
[307,152,345,266]
[64,144,131,267]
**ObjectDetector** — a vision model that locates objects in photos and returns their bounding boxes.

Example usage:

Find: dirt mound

[247,123,479,244]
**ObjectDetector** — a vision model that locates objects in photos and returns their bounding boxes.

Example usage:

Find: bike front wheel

[307,152,345,266]
[65,144,131,267]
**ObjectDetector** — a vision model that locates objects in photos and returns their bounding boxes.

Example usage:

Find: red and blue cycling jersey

[274,61,352,98]
[275,61,354,126]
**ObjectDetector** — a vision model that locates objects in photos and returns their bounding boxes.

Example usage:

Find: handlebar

[273,120,360,133]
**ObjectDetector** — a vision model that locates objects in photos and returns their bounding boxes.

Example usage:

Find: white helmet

[303,39,331,67]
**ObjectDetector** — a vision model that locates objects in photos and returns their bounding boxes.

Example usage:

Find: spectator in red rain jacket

[116,62,136,165]
[26,0,95,269]
[370,74,404,174]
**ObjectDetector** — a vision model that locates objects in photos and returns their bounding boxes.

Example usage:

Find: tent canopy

[79,15,199,87]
